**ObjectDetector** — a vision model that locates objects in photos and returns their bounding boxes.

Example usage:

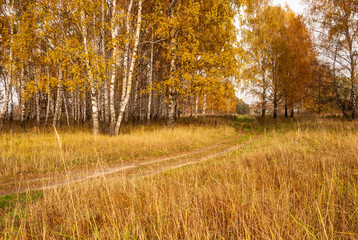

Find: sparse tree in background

[236,99,250,115]
[307,0,358,119]
[240,3,317,119]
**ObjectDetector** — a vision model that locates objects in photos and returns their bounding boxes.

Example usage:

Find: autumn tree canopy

[1,0,357,134]
[240,2,317,118]
[0,0,241,134]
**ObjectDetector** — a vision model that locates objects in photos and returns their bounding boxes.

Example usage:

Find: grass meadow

[0,116,357,239]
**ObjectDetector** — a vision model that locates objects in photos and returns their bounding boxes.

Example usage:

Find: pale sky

[271,0,305,14]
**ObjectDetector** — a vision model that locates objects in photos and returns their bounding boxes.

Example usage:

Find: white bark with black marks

[113,0,143,135]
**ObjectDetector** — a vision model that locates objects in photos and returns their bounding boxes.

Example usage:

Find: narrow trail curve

[0,123,245,189]
[141,124,258,178]
[0,123,257,197]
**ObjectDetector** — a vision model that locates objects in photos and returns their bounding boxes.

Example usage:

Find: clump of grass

[1,118,357,239]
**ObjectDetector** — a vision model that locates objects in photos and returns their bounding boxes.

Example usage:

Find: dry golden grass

[0,120,236,180]
[1,117,358,239]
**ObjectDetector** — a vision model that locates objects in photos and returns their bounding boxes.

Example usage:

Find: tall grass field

[0,117,357,239]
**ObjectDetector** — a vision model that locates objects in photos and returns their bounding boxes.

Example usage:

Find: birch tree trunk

[45,85,51,127]
[71,90,75,122]
[167,85,176,127]
[53,67,63,127]
[190,95,193,117]
[133,80,139,121]
[0,75,11,131]
[332,46,349,119]
[34,64,41,127]
[101,0,110,126]
[0,0,14,131]
[147,34,154,124]
[202,92,207,116]
[35,87,40,126]
[195,92,199,119]
[262,88,266,118]
[350,56,356,119]
[9,90,14,121]
[77,88,80,123]
[44,44,51,126]
[167,0,177,128]
[108,7,118,132]
[139,79,144,122]
[82,92,87,123]
[109,0,134,134]
[20,67,26,128]
[183,93,188,117]
[81,9,100,135]
[113,0,143,136]
[63,93,70,126]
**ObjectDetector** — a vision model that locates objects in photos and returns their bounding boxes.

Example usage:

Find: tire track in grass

[0,123,248,197]
[140,124,258,178]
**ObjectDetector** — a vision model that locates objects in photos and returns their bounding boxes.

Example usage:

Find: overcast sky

[237,0,307,104]
[271,0,305,14]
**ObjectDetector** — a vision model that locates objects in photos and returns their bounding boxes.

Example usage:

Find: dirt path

[140,129,258,178]
[0,123,257,197]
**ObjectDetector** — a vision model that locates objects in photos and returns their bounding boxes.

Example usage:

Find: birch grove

[0,0,239,134]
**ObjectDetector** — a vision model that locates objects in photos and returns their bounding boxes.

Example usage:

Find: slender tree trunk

[203,92,207,116]
[262,89,266,118]
[20,67,26,128]
[147,33,154,125]
[101,0,109,128]
[82,92,87,123]
[0,1,14,131]
[109,0,134,134]
[74,87,78,123]
[184,93,188,117]
[44,45,51,127]
[159,90,164,120]
[0,75,11,131]
[351,83,356,120]
[133,80,139,121]
[109,0,120,132]
[273,89,278,119]
[113,0,142,135]
[317,74,322,115]
[167,0,177,128]
[63,93,70,126]
[177,101,180,119]
[35,91,40,126]
[195,92,199,119]
[104,82,110,124]
[139,79,144,122]
[332,47,349,119]
[71,90,75,122]
[168,87,176,127]
[81,9,100,135]
[33,64,41,127]
[190,95,193,117]
[9,89,14,121]
[45,86,51,127]
[284,96,288,118]
[53,67,63,127]
[350,65,356,119]
[97,83,102,123]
